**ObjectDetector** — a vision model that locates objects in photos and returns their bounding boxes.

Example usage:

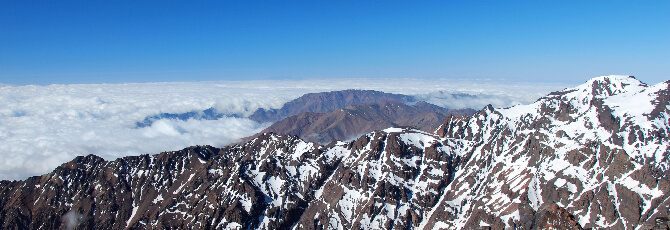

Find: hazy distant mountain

[2,76,669,229]
[248,89,414,123]
[134,89,414,127]
[252,100,475,144]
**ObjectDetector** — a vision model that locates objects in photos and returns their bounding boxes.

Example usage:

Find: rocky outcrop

[531,204,583,230]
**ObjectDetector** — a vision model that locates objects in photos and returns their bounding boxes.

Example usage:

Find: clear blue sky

[1,1,668,85]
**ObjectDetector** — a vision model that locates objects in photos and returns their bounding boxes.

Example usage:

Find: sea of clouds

[0,78,569,180]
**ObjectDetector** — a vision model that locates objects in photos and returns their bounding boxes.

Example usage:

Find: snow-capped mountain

[1,76,668,229]
[433,75,670,229]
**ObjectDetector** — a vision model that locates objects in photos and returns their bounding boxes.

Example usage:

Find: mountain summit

[1,76,669,229]
[434,75,670,228]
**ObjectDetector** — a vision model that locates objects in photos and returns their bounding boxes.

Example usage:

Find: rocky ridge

[432,75,670,229]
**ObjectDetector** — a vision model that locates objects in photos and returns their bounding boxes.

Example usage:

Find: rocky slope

[250,100,475,144]
[1,75,669,229]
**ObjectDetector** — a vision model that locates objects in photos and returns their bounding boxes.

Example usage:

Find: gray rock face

[1,75,669,229]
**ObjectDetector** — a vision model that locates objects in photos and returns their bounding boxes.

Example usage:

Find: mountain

[134,90,413,128]
[432,75,670,229]
[0,129,467,229]
[248,89,414,123]
[1,75,669,229]
[251,100,475,144]
[135,108,232,128]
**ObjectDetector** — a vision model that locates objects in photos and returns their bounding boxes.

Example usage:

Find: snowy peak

[526,75,648,117]
[574,75,647,98]
[433,76,670,229]
[495,75,665,129]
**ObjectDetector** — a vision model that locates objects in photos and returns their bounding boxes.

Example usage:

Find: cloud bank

[0,78,568,180]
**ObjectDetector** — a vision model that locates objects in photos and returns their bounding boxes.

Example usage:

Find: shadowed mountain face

[253,100,475,144]
[2,76,670,229]
[248,89,414,123]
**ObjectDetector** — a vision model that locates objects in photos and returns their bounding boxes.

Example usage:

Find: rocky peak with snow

[574,75,647,98]
[434,75,670,229]
[1,76,669,229]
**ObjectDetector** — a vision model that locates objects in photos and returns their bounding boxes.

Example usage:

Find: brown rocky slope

[250,100,475,144]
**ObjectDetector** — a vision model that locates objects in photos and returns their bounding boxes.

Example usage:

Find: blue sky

[1,1,668,85]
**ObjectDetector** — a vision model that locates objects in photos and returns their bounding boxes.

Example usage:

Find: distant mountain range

[2,76,669,229]
[248,89,415,123]
[251,99,474,144]
[135,89,476,143]
[135,89,415,128]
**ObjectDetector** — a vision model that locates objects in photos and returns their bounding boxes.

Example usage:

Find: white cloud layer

[0,78,568,180]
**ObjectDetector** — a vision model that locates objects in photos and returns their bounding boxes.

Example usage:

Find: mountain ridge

[247,100,475,144]
[433,75,670,228]
[1,75,669,229]
[249,89,414,123]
